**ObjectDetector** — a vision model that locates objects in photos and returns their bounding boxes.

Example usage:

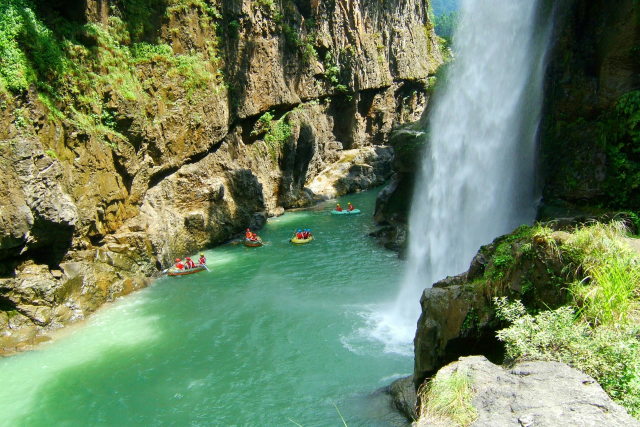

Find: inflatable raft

[331,209,361,215]
[244,237,263,247]
[290,235,314,245]
[167,265,206,276]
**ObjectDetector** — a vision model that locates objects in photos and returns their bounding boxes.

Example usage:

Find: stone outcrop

[0,0,443,352]
[371,122,426,253]
[412,225,573,387]
[415,356,640,427]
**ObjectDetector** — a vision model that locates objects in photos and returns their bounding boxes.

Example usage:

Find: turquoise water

[0,190,412,426]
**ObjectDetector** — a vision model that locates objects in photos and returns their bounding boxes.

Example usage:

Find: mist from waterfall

[367,0,556,354]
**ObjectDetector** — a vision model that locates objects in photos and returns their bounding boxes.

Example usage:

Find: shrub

[495,297,640,418]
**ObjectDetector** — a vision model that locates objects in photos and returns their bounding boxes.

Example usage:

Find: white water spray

[369,0,555,353]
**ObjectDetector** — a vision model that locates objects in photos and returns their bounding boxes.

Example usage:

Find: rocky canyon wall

[0,0,443,352]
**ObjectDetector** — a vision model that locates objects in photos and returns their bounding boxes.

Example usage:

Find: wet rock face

[415,356,640,427]
[0,0,442,349]
[541,0,640,207]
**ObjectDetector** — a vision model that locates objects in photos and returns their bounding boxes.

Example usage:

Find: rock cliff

[540,0,640,211]
[406,219,640,422]
[0,0,443,352]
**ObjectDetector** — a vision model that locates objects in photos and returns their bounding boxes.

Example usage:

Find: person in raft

[174,258,185,270]
[296,229,304,239]
[251,232,259,241]
[198,253,206,266]
[335,203,343,212]
[185,257,196,269]
[347,202,355,211]
[303,229,312,239]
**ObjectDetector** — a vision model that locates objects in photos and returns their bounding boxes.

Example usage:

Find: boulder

[416,356,639,427]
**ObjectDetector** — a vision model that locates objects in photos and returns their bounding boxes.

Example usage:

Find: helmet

[186,257,191,260]
[246,228,250,231]
[337,203,340,206]
[297,229,301,232]
[175,258,181,262]
[200,254,204,256]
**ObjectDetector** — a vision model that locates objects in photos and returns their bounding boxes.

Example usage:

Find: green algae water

[0,190,411,426]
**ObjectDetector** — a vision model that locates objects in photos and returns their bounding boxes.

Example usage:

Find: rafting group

[167,254,208,276]
[331,202,360,215]
[167,201,360,275]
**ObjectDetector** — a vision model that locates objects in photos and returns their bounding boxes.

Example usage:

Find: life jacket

[199,257,206,265]
[176,262,184,270]
[245,231,252,239]
[336,206,342,211]
[347,204,354,211]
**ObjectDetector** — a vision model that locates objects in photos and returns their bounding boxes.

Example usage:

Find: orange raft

[167,265,207,276]
[243,237,263,247]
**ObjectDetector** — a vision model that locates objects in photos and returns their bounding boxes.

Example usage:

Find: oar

[201,264,210,272]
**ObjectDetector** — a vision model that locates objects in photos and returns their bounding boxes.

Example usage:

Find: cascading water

[368,0,556,353]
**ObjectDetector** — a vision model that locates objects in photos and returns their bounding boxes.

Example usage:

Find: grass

[418,369,477,426]
[564,221,640,326]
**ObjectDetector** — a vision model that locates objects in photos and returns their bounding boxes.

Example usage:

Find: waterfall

[368,0,555,354]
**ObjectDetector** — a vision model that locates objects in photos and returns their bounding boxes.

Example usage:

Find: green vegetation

[252,110,293,160]
[322,51,350,94]
[418,369,477,426]
[564,221,640,325]
[431,0,459,16]
[0,0,223,146]
[44,149,57,159]
[282,24,318,64]
[482,225,537,283]
[495,221,640,417]
[599,90,640,209]
[434,11,457,45]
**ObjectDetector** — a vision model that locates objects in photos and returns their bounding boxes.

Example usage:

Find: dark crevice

[112,155,134,194]
[0,295,17,311]
[147,139,224,190]
[148,165,181,189]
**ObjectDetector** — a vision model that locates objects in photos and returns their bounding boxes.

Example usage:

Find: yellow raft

[290,235,314,245]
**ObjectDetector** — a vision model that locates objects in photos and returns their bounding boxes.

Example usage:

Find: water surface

[0,190,410,426]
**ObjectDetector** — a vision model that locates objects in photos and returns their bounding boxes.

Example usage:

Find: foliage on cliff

[495,222,640,417]
[0,0,222,145]
[598,91,640,209]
